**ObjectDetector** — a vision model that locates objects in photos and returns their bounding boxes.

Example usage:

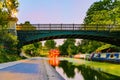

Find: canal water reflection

[49,59,120,80]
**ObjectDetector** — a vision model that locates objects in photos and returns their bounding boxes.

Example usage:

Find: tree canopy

[0,0,19,26]
[44,40,56,50]
[84,0,120,25]
[77,40,104,53]
[79,0,120,54]
[0,0,21,63]
[17,21,36,30]
[22,42,42,56]
[59,39,78,56]
[0,0,19,54]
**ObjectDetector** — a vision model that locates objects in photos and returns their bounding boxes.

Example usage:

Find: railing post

[73,24,74,31]
[61,24,62,30]
[84,24,86,30]
[49,24,51,31]
[38,24,40,30]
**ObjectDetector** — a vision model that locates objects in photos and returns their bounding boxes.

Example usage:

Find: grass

[0,52,24,63]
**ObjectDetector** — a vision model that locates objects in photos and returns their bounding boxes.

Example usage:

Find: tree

[3,0,19,17]
[67,44,78,56]
[84,0,120,25]
[77,40,103,53]
[22,44,36,56]
[22,42,42,56]
[33,42,42,49]
[0,0,19,54]
[33,42,42,55]
[44,40,56,50]
[0,0,20,63]
[17,21,36,30]
[59,39,78,56]
[0,32,18,54]
[0,10,9,26]
[0,0,19,26]
[80,0,120,53]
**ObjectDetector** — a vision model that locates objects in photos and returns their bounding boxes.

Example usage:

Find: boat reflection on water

[49,58,60,67]
[48,49,60,67]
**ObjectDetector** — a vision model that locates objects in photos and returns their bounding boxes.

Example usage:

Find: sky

[18,0,99,24]
[17,0,99,46]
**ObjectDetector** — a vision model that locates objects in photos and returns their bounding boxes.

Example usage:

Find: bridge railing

[16,24,120,31]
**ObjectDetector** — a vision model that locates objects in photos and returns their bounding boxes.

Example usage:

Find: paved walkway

[0,58,65,80]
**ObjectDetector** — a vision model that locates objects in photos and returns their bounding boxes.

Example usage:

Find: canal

[49,58,120,80]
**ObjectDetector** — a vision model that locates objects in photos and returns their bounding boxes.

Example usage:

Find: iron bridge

[16,24,120,46]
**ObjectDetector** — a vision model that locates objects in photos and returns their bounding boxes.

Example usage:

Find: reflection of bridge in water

[16,24,120,46]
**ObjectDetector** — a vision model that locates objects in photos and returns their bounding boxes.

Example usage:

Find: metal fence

[16,24,120,31]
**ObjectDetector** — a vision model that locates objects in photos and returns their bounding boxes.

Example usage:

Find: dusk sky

[18,0,99,24]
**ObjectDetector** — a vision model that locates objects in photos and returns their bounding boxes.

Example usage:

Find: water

[49,58,120,80]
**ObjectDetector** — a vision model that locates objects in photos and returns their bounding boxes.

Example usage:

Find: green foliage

[33,42,42,49]
[0,0,20,63]
[39,46,49,57]
[0,31,18,54]
[78,40,104,53]
[67,44,78,56]
[0,0,19,26]
[59,39,78,56]
[17,21,36,30]
[96,44,111,52]
[79,0,120,53]
[22,42,42,57]
[96,44,120,52]
[2,0,19,17]
[0,52,21,63]
[0,31,21,63]
[84,0,120,25]
[0,10,9,26]
[44,40,56,50]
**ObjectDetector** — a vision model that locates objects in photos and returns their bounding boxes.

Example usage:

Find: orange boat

[48,49,60,66]
[48,49,60,58]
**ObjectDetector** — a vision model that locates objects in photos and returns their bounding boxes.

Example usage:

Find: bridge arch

[17,24,120,46]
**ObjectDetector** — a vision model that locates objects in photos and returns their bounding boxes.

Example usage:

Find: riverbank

[0,53,25,63]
